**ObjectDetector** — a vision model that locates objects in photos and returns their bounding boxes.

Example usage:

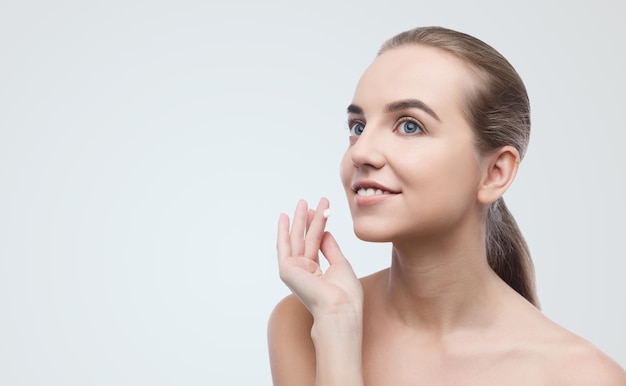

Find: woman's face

[340,44,487,244]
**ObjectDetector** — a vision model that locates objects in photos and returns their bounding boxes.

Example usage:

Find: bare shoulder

[517,307,626,385]
[267,295,315,386]
[463,287,626,384]
[548,332,626,385]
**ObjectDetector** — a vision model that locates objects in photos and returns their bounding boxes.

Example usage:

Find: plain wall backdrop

[1,0,624,384]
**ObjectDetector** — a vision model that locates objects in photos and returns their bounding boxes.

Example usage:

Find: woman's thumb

[320,231,351,268]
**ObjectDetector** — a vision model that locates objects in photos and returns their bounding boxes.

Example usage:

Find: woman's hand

[276,198,363,320]
[275,198,365,385]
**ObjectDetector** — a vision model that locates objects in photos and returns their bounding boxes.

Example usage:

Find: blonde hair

[379,26,538,307]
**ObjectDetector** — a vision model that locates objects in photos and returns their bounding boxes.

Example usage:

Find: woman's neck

[384,227,503,333]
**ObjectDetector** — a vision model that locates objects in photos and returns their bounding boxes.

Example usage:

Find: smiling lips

[351,182,400,205]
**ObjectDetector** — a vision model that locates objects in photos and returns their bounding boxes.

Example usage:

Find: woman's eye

[349,122,365,136]
[397,120,423,135]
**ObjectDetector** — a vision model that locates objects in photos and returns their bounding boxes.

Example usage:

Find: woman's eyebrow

[346,104,363,115]
[347,99,441,122]
[385,99,441,121]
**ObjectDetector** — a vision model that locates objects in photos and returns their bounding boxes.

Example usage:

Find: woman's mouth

[351,182,400,206]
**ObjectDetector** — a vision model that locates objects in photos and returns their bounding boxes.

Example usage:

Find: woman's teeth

[357,188,390,197]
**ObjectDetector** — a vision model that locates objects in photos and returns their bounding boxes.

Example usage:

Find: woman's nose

[349,127,385,169]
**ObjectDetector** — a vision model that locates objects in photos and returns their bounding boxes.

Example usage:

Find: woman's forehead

[352,45,476,114]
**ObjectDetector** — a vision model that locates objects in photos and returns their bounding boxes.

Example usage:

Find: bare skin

[270,270,625,385]
[268,44,626,385]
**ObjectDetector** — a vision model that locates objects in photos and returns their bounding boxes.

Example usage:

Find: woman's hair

[379,26,539,307]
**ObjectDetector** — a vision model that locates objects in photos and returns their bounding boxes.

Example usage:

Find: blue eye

[349,122,365,136]
[397,119,423,135]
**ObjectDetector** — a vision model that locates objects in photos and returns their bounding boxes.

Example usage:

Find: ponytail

[486,198,539,307]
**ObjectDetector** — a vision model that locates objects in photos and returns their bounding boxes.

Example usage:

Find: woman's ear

[477,146,520,205]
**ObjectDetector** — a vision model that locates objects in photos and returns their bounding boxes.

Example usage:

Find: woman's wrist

[311,309,363,342]
[311,311,364,386]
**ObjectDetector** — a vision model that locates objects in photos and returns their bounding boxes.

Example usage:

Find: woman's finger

[276,213,291,264]
[290,200,308,257]
[320,231,350,268]
[303,198,329,259]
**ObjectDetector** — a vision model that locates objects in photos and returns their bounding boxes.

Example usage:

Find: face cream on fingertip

[323,209,330,218]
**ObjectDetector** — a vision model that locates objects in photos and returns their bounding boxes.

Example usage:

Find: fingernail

[323,209,330,218]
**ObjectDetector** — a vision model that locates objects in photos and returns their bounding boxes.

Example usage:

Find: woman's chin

[353,226,392,243]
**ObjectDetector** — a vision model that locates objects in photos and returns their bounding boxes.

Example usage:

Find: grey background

[1,0,624,384]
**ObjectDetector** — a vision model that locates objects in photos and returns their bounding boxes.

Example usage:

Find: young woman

[268,26,626,385]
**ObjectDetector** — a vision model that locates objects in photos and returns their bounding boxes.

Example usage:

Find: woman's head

[341,26,538,306]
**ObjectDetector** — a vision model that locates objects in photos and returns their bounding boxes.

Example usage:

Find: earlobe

[477,146,520,205]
